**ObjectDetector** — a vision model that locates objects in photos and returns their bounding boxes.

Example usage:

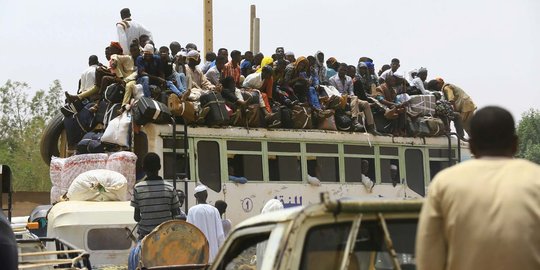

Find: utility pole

[203,0,213,54]
[250,5,256,52]
[253,18,260,54]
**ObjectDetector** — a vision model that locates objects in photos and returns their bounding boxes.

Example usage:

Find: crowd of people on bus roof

[67,8,476,140]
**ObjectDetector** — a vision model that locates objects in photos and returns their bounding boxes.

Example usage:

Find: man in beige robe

[416,106,540,270]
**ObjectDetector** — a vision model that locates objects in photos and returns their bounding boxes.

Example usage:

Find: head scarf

[110,41,123,54]
[314,51,325,67]
[186,50,200,60]
[143,44,154,55]
[256,56,274,73]
[293,56,309,72]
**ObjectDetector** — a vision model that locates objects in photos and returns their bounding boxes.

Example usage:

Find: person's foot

[366,124,386,136]
[64,92,79,103]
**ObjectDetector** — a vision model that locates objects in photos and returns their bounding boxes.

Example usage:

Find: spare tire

[40,112,66,165]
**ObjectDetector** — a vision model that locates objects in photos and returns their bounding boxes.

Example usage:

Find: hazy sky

[1,0,538,120]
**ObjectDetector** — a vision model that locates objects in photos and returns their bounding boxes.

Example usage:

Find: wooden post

[253,18,260,54]
[203,0,213,54]
[250,5,256,52]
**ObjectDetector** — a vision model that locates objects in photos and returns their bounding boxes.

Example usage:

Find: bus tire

[40,112,65,165]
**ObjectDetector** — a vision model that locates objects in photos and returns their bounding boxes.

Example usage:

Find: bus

[142,123,469,224]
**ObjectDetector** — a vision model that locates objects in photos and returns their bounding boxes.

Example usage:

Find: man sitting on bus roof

[184,50,215,100]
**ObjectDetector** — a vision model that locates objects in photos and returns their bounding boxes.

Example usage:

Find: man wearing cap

[185,50,215,96]
[117,8,152,56]
[416,106,540,270]
[129,152,182,270]
[136,44,164,97]
[187,185,225,263]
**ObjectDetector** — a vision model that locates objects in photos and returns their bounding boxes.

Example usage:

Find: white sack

[67,169,127,201]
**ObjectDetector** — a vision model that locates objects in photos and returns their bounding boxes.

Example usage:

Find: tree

[517,109,540,164]
[0,80,64,191]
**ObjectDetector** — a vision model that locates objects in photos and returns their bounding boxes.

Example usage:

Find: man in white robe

[117,8,152,55]
[187,185,225,263]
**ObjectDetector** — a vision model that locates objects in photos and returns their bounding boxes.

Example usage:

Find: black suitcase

[200,91,229,126]
[104,83,125,103]
[133,97,172,125]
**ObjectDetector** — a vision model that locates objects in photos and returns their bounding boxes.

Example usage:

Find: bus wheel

[40,112,68,165]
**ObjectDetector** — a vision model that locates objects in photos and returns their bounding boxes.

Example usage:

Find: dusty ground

[2,192,50,217]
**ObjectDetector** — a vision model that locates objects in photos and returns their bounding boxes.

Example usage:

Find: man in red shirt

[222,50,242,87]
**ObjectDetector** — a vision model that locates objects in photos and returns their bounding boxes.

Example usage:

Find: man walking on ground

[128,153,182,270]
[416,106,540,270]
[187,185,225,263]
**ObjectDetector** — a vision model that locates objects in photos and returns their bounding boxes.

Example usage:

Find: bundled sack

[66,169,127,201]
[245,104,262,128]
[419,116,446,136]
[106,151,137,200]
[101,111,131,147]
[407,117,431,137]
[200,91,229,126]
[49,154,109,203]
[408,94,436,116]
[317,112,337,131]
[133,97,171,125]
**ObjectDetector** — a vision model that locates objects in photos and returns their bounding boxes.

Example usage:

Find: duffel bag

[94,99,121,128]
[291,103,312,129]
[245,104,261,128]
[64,102,96,146]
[266,105,282,128]
[317,111,337,131]
[407,117,431,137]
[77,132,107,154]
[280,106,294,129]
[104,83,125,104]
[60,99,85,117]
[168,94,196,124]
[241,90,260,105]
[200,91,229,126]
[420,116,446,136]
[133,97,172,125]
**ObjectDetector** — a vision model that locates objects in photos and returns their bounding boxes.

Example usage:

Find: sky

[1,0,538,120]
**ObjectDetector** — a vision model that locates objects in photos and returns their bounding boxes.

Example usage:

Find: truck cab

[211,194,422,270]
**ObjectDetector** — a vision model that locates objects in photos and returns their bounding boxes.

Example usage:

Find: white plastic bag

[321,85,341,97]
[133,84,144,101]
[101,111,131,147]
[67,169,128,201]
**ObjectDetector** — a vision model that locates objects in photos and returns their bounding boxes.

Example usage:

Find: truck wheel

[40,112,68,165]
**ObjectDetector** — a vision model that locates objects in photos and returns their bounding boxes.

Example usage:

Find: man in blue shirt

[136,44,164,97]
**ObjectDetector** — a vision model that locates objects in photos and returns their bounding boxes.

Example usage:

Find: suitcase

[104,83,125,104]
[76,132,106,154]
[420,116,446,136]
[133,97,172,125]
[291,103,312,129]
[64,103,96,146]
[200,91,229,126]
[318,113,337,131]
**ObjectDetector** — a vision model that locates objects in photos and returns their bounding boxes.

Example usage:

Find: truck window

[429,161,452,179]
[216,232,270,270]
[300,222,352,270]
[405,149,425,196]
[352,219,417,269]
[197,140,221,192]
[87,228,132,250]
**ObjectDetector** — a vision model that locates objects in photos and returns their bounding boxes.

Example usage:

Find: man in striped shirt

[129,153,181,270]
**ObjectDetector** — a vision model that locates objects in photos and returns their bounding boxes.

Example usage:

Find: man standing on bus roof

[117,8,152,56]
[416,106,540,270]
[187,185,225,263]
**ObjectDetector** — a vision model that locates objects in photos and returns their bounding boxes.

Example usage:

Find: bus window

[163,152,187,180]
[307,157,339,182]
[227,141,261,151]
[269,155,302,181]
[405,149,425,197]
[344,145,374,155]
[345,158,375,183]
[197,141,221,192]
[380,159,400,185]
[228,154,263,181]
[306,144,338,154]
[380,147,398,156]
[429,149,455,159]
[268,142,300,152]
[429,161,453,179]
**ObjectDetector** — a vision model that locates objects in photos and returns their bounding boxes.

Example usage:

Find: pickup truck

[211,193,422,270]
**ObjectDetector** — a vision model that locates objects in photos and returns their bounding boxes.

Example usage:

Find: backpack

[104,83,125,104]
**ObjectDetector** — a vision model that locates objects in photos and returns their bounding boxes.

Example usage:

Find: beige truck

[210,193,422,270]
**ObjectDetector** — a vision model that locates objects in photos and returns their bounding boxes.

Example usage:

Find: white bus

[142,123,469,225]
